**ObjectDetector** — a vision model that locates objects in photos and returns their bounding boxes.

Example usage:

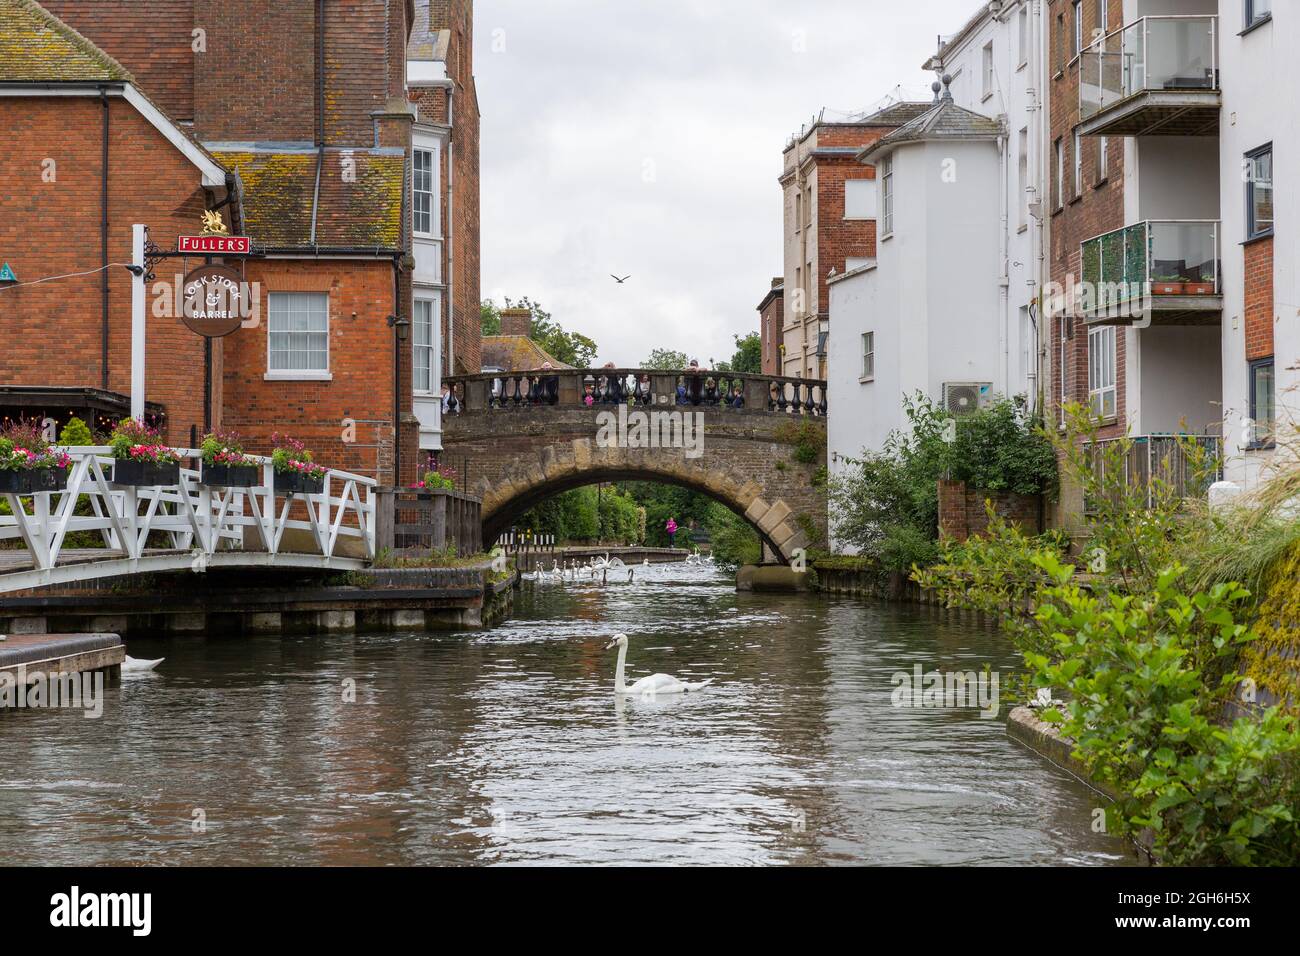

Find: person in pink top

[665,517,678,548]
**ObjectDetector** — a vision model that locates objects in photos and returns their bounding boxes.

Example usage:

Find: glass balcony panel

[1081,221,1219,313]
[1080,17,1217,121]
[1149,221,1219,292]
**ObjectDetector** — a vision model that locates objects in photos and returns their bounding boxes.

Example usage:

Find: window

[1018,127,1029,228]
[1097,136,1109,182]
[1088,325,1116,419]
[268,292,329,375]
[1246,1,1272,29]
[880,155,894,236]
[1019,306,1031,384]
[1073,131,1082,197]
[982,42,994,98]
[1072,1,1083,58]
[861,332,875,380]
[794,191,802,232]
[413,147,438,236]
[1055,13,1065,73]
[1053,138,1064,209]
[413,297,437,394]
[844,179,877,219]
[1249,358,1275,446]
[1018,7,1029,67]
[1246,144,1273,239]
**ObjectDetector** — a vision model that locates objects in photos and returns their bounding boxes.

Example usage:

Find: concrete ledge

[735,565,813,593]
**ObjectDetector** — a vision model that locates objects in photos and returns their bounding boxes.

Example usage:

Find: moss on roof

[0,0,132,82]
[216,150,404,250]
[481,336,573,373]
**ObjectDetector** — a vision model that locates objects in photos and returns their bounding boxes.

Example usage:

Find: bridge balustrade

[443,369,827,417]
[0,447,377,593]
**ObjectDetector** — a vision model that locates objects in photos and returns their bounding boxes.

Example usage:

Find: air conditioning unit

[942,382,993,416]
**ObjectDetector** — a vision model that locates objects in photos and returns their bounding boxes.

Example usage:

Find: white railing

[0,447,377,587]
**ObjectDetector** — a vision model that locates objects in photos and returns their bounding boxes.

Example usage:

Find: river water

[0,561,1133,865]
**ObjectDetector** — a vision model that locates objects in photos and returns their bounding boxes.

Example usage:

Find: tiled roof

[408,0,449,61]
[214,149,405,250]
[0,0,132,82]
[858,101,935,127]
[859,96,1004,163]
[481,336,573,374]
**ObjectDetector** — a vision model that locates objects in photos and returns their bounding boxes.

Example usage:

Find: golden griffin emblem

[201,210,230,235]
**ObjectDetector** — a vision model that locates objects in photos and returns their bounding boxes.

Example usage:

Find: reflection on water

[0,561,1133,865]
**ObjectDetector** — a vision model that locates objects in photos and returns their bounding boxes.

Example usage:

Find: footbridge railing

[444,368,827,416]
[0,447,376,593]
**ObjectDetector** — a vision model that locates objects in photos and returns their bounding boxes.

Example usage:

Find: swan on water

[123,656,164,674]
[604,633,713,696]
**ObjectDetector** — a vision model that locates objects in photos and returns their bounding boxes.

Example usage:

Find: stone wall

[938,479,1043,543]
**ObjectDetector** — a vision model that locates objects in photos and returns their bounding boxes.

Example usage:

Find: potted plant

[0,421,72,495]
[1183,275,1216,295]
[411,463,458,494]
[271,434,327,495]
[199,430,261,488]
[1150,273,1186,296]
[109,418,181,486]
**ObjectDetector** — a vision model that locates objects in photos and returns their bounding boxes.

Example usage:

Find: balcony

[1079,16,1219,137]
[1084,434,1223,512]
[1078,220,1221,325]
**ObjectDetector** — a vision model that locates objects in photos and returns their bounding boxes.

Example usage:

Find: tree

[643,348,689,370]
[480,296,598,367]
[717,333,762,374]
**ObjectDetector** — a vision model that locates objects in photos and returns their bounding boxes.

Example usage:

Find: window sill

[1245,440,1276,453]
[981,91,994,103]
[1068,194,1083,206]
[1017,224,1028,234]
[1239,15,1272,37]
[265,372,333,382]
[1242,231,1274,247]
[1017,61,1028,73]
[880,232,894,242]
[858,376,875,385]
[1053,70,1064,81]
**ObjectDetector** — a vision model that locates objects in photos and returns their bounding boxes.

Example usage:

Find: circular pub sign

[181,264,247,337]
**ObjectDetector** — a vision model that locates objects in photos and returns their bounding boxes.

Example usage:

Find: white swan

[123,656,164,673]
[604,633,713,696]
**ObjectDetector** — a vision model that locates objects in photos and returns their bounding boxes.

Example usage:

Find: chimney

[500,308,532,337]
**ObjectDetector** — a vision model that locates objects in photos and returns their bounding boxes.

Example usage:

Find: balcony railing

[1079,220,1220,317]
[1084,434,1223,512]
[1080,16,1219,134]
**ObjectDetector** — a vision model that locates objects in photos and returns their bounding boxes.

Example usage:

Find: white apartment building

[826,0,1049,508]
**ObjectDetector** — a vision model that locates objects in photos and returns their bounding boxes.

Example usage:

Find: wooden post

[374,487,395,555]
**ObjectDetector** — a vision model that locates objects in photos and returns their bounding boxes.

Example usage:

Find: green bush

[705,502,760,570]
[58,417,94,447]
[950,395,1057,497]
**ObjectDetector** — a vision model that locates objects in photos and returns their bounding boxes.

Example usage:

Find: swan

[123,656,164,673]
[604,633,713,696]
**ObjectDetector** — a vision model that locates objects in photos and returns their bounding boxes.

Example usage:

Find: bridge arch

[477,439,809,564]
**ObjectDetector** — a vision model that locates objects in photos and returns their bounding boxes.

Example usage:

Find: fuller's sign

[181,264,247,337]
[178,234,251,255]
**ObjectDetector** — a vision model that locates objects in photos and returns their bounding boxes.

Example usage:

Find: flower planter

[112,459,180,487]
[1183,281,1216,295]
[1151,280,1186,296]
[0,468,68,495]
[274,471,325,495]
[200,463,261,488]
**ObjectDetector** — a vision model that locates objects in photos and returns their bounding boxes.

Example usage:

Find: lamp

[387,314,410,341]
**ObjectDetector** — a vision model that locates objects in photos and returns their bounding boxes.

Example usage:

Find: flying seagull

[610,274,631,284]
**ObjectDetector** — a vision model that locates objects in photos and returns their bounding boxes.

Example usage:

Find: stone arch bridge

[441,369,828,564]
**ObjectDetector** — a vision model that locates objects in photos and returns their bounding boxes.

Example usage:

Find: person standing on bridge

[665,517,678,549]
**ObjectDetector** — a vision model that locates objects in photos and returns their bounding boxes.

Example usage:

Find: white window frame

[1054,138,1064,209]
[1098,135,1109,182]
[1088,325,1116,419]
[880,155,894,237]
[1072,1,1083,58]
[412,295,438,395]
[1018,127,1029,229]
[412,145,440,238]
[1073,130,1083,197]
[982,41,995,99]
[860,331,875,382]
[266,291,331,381]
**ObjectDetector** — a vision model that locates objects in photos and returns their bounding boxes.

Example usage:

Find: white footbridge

[0,447,377,595]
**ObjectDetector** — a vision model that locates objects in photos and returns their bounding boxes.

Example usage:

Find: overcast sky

[473,0,978,367]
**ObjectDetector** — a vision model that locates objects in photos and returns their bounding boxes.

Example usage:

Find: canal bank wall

[0,562,515,638]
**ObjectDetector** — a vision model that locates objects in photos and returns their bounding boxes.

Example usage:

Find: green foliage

[642,348,690,371]
[597,486,642,544]
[950,395,1057,496]
[620,481,713,547]
[481,297,598,367]
[716,333,762,374]
[705,501,760,570]
[58,417,94,447]
[1027,558,1300,866]
[776,418,824,465]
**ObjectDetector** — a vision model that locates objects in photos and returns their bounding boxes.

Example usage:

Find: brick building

[0,0,482,486]
[778,101,929,380]
[756,278,783,376]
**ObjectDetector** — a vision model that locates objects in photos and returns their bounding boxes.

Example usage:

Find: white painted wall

[1218,1,1296,488]
[412,125,447,451]
[1136,325,1222,433]
[1134,137,1220,220]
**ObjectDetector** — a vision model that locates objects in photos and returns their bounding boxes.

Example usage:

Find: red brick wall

[938,480,1043,542]
[0,96,208,443]
[759,289,783,376]
[1244,237,1274,360]
[221,259,400,482]
[1047,0,1127,441]
[42,0,197,122]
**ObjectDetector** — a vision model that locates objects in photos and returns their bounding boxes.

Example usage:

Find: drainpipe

[100,86,110,391]
[445,85,455,378]
[998,127,1010,397]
